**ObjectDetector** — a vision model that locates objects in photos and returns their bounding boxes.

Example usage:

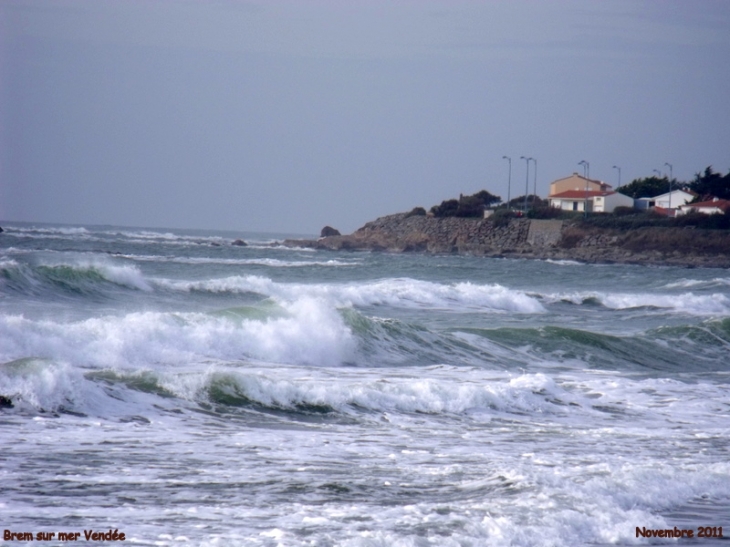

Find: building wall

[653,190,694,209]
[597,192,634,213]
[636,190,693,210]
[549,198,590,212]
[549,175,610,197]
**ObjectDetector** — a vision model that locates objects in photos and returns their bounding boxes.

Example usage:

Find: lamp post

[612,165,621,188]
[520,156,532,213]
[532,158,538,210]
[502,156,512,210]
[664,162,673,211]
[578,160,589,217]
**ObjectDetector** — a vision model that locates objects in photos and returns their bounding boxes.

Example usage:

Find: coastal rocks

[320,226,341,238]
[282,213,730,268]
[231,239,247,246]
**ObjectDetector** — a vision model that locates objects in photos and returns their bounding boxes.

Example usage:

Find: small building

[549,174,612,197]
[677,198,730,216]
[591,191,635,213]
[549,190,633,213]
[635,189,695,211]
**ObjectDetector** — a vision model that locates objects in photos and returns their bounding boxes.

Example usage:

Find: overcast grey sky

[1,0,729,234]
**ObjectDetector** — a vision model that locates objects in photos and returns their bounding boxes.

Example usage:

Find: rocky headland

[283,213,730,268]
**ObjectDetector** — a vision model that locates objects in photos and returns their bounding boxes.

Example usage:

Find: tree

[470,190,501,208]
[689,166,730,201]
[430,199,459,217]
[508,195,544,210]
[617,176,669,199]
[429,190,502,218]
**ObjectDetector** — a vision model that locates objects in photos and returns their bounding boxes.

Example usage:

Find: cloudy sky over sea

[2,0,729,234]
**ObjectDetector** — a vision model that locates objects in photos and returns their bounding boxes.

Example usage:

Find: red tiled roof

[653,206,676,217]
[682,199,730,209]
[549,190,616,199]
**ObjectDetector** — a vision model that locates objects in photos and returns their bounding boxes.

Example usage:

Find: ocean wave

[0,358,588,418]
[121,254,359,267]
[456,319,730,371]
[109,229,227,246]
[544,290,730,316]
[159,275,545,313]
[0,258,152,294]
[6,359,729,430]
[0,298,356,370]
[663,277,730,290]
[544,258,582,266]
[3,225,90,236]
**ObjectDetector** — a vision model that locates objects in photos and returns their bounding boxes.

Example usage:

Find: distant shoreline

[283,213,730,269]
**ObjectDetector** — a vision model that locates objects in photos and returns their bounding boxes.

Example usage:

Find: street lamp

[612,165,621,188]
[502,156,512,210]
[578,160,589,217]
[532,158,538,210]
[520,156,533,213]
[664,162,673,211]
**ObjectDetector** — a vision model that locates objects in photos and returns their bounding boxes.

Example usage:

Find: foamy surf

[159,275,546,313]
[2,221,729,547]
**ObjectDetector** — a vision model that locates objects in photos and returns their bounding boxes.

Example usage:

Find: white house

[591,192,635,213]
[635,189,695,210]
[549,190,633,213]
[677,198,730,216]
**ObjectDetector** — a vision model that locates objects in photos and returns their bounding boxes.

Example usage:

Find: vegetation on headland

[617,166,730,201]
[293,165,730,267]
[419,166,730,230]
[429,190,501,218]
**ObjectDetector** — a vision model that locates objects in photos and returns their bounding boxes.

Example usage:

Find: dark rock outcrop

[231,239,247,246]
[320,226,341,238]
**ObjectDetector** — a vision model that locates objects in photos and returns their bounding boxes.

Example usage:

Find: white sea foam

[664,277,730,289]
[122,254,358,267]
[92,263,152,291]
[545,258,582,266]
[548,290,730,315]
[0,297,355,370]
[159,275,545,313]
[38,258,153,292]
[0,257,20,269]
[6,225,90,236]
[153,370,578,417]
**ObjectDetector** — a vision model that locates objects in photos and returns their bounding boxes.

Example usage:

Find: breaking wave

[160,275,546,313]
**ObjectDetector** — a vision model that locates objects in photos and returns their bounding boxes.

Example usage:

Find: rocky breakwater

[283,214,730,267]
[284,213,534,256]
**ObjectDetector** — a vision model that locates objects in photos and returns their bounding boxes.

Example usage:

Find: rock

[277,212,730,268]
[320,226,341,238]
[231,239,247,246]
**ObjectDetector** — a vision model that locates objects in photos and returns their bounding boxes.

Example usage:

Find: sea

[1,221,728,547]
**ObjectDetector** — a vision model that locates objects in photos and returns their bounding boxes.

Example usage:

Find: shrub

[527,204,562,219]
[405,206,427,218]
[429,190,502,218]
[455,196,485,217]
[430,199,459,217]
[490,209,515,227]
[612,206,637,217]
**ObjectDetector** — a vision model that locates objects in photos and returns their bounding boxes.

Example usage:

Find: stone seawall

[283,213,730,268]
